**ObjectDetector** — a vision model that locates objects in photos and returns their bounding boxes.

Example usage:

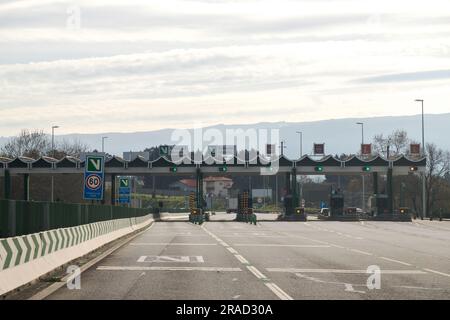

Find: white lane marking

[344,284,366,294]
[267,268,428,274]
[265,283,293,300]
[247,266,268,280]
[97,266,242,272]
[423,268,450,278]
[232,295,241,299]
[137,255,204,263]
[235,255,249,265]
[130,243,217,246]
[330,244,345,249]
[233,244,331,248]
[350,249,373,256]
[227,247,238,254]
[380,257,412,266]
[142,234,210,237]
[393,285,446,291]
[202,224,292,301]
[219,241,229,247]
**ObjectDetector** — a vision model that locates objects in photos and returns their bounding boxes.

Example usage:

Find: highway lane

[45,214,450,300]
[46,221,277,300]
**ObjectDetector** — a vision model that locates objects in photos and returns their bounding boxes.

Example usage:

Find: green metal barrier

[0,199,149,238]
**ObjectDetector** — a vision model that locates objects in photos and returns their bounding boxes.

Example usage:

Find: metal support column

[23,173,30,201]
[196,168,203,209]
[387,168,393,214]
[4,169,11,199]
[285,172,291,194]
[111,174,116,206]
[291,167,298,208]
[373,172,378,195]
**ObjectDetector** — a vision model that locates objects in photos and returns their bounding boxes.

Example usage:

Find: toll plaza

[0,151,426,223]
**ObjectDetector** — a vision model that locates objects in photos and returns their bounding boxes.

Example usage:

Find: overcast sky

[0,0,449,135]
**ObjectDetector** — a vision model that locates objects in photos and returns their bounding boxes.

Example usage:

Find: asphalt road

[45,213,450,300]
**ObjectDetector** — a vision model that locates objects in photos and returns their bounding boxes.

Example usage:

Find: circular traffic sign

[85,174,102,190]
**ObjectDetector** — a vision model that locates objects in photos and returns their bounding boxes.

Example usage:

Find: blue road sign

[83,155,105,200]
[118,177,131,204]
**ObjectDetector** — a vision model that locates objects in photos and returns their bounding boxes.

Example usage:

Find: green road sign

[120,178,129,188]
[86,156,103,173]
[83,155,105,200]
[159,145,170,156]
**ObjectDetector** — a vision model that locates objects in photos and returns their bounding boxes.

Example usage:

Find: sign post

[83,154,105,201]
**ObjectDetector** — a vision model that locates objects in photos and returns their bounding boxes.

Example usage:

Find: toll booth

[283,194,294,215]
[236,191,257,224]
[330,194,344,216]
[371,194,389,216]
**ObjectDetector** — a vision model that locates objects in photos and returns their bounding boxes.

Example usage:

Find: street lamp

[51,125,59,158]
[415,99,426,218]
[51,125,59,203]
[356,122,364,145]
[356,122,365,213]
[102,136,108,153]
[296,131,303,158]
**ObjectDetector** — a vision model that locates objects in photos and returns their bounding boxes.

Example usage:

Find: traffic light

[409,166,418,172]
[362,166,371,172]
[314,166,324,172]
[218,166,227,172]
[169,166,178,173]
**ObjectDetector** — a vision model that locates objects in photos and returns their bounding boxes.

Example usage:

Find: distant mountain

[1,113,449,158]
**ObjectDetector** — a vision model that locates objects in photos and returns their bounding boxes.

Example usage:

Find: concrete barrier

[0,214,153,296]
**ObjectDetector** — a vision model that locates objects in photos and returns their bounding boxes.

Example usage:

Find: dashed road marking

[380,257,412,266]
[233,244,331,248]
[350,249,373,256]
[235,255,249,264]
[265,283,293,300]
[201,224,292,301]
[227,247,238,254]
[97,266,242,272]
[266,268,428,274]
[130,243,217,246]
[137,255,204,263]
[423,268,450,278]
[344,283,366,294]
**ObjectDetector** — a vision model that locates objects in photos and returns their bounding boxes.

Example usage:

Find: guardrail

[0,200,149,238]
[0,213,153,296]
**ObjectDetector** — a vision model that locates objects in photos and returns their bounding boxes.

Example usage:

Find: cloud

[0,0,450,135]
[356,69,450,83]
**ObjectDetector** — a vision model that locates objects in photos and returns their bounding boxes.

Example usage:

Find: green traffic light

[170,166,178,172]
[362,166,371,172]
[219,166,227,172]
[315,166,324,172]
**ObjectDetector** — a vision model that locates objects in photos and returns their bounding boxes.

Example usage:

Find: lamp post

[51,125,59,158]
[356,122,365,213]
[296,131,303,206]
[296,131,303,158]
[102,136,108,153]
[51,125,59,202]
[415,99,426,218]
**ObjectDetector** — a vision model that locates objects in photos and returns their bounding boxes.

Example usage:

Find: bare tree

[52,139,90,159]
[0,129,51,159]
[425,143,450,215]
[372,129,410,158]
